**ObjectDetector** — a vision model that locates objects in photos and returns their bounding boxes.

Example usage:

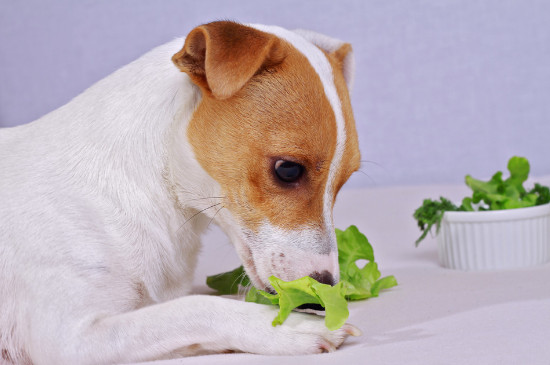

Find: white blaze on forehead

[249,24,347,233]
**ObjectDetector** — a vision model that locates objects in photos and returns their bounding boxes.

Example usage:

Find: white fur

[0,26,356,364]
[293,29,356,93]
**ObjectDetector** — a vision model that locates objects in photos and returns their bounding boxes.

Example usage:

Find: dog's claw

[319,340,336,353]
[343,324,362,337]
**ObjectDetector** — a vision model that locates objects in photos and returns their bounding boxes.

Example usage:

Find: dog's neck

[33,39,211,216]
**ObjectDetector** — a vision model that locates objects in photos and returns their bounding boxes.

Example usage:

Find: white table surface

[137,176,550,365]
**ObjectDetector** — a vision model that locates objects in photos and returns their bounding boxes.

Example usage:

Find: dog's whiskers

[178,188,223,199]
[205,205,225,232]
[176,203,222,234]
[185,196,226,203]
[355,169,376,184]
[357,159,388,184]
[236,272,253,298]
[359,159,383,167]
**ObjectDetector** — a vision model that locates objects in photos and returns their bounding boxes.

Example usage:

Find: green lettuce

[251,276,349,331]
[206,265,250,295]
[336,225,398,301]
[207,225,397,330]
[413,197,459,246]
[413,156,550,245]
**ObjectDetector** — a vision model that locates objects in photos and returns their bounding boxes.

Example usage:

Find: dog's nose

[309,270,335,286]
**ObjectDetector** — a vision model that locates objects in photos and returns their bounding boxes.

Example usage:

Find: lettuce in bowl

[413,156,550,246]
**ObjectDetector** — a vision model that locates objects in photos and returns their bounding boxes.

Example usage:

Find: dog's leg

[30,295,357,364]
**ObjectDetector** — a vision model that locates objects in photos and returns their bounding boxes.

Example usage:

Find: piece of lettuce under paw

[207,225,397,330]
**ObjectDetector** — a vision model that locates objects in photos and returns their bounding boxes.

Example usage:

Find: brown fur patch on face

[187,39,338,232]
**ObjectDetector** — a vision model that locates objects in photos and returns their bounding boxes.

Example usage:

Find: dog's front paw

[236,306,361,355]
[277,311,361,354]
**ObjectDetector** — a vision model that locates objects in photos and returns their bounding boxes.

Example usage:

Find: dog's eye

[274,160,304,183]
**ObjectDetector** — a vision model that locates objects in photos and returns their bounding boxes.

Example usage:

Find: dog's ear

[292,29,355,93]
[331,43,354,91]
[172,21,285,100]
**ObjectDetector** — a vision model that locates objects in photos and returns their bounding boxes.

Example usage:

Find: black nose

[309,270,335,286]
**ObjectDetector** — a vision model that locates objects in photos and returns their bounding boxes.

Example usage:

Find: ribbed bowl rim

[442,203,550,223]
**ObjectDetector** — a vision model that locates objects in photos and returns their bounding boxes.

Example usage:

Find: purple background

[1,0,549,188]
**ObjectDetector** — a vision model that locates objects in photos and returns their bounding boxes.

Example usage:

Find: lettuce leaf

[336,226,398,301]
[207,225,397,330]
[264,276,348,330]
[206,265,250,295]
[464,156,534,210]
[530,183,550,206]
[413,197,460,246]
[414,156,550,245]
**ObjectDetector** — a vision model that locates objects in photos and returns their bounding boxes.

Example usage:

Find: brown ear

[172,21,285,99]
[332,43,352,66]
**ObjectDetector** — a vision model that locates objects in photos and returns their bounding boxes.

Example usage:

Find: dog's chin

[228,235,270,291]
[241,262,270,292]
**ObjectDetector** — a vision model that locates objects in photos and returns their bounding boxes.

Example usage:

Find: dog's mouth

[232,234,269,291]
[263,288,325,312]
[240,255,270,292]
[247,268,327,312]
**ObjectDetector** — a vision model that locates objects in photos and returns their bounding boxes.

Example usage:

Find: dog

[0,21,361,364]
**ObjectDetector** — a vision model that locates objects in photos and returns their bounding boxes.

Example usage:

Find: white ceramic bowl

[436,203,550,270]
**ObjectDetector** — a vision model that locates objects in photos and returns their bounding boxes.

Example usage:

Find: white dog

[0,21,361,364]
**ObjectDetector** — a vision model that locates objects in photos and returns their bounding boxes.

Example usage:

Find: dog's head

[172,21,360,290]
